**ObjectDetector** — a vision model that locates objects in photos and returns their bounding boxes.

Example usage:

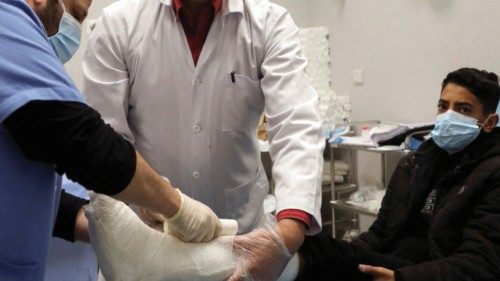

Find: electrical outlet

[353,69,364,85]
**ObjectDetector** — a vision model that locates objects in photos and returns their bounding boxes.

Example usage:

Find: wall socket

[353,69,364,85]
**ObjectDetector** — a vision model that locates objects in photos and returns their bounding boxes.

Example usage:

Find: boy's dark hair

[442,68,500,113]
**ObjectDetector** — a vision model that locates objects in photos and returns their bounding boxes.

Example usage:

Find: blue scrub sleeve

[0,0,84,124]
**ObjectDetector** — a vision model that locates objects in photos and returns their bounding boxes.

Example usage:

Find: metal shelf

[331,199,378,217]
[322,221,333,227]
[334,184,358,199]
[335,182,355,188]
[335,183,357,191]
[323,183,356,192]
[329,141,407,238]
[332,218,357,239]
[331,143,409,155]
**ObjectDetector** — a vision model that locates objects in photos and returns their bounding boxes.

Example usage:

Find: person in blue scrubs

[45,2,98,279]
[0,0,223,280]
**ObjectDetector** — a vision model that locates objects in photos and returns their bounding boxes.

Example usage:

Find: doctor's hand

[226,216,303,281]
[165,189,223,243]
[359,264,395,281]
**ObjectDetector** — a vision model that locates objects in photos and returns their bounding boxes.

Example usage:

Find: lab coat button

[193,124,201,133]
[192,171,200,179]
[194,79,202,85]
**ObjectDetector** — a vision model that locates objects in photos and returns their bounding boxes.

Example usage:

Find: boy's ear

[483,113,499,133]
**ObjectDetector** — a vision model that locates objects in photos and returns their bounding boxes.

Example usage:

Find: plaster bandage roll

[164,217,238,237]
[218,219,239,236]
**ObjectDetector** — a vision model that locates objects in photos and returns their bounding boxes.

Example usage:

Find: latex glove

[166,189,222,243]
[226,215,292,281]
[359,264,395,281]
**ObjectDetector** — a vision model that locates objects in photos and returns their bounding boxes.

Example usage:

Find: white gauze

[86,194,299,281]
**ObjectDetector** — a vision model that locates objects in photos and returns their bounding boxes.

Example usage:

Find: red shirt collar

[172,0,223,20]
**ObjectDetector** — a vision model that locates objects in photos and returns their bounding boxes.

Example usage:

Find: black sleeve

[395,270,405,281]
[3,100,136,195]
[297,234,369,281]
[297,234,414,281]
[53,190,89,242]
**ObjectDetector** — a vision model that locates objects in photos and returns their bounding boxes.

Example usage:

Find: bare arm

[114,152,181,218]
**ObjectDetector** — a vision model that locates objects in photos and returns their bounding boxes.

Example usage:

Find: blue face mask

[431,110,491,154]
[49,3,82,64]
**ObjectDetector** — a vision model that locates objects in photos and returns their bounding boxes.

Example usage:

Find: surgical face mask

[431,110,491,154]
[49,2,82,64]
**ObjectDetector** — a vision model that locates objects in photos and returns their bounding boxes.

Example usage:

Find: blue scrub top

[0,0,85,280]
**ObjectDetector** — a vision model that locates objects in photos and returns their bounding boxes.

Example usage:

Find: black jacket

[351,128,500,281]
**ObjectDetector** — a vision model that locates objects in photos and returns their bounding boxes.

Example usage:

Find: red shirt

[172,0,312,228]
[172,0,222,65]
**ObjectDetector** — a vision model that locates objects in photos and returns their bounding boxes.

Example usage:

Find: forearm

[278,218,306,254]
[113,152,181,218]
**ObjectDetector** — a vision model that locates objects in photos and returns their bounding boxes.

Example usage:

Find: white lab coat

[83,0,324,234]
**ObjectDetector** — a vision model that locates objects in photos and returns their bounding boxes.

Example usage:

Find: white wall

[64,0,117,90]
[273,0,500,189]
[272,0,311,27]
[278,0,500,123]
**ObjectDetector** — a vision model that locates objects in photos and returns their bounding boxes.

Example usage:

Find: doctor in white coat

[83,0,324,279]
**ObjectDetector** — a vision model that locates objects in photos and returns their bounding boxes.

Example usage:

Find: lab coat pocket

[0,259,39,280]
[224,166,269,234]
[221,73,264,132]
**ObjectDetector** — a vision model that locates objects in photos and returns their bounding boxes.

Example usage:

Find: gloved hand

[166,189,223,243]
[226,214,292,281]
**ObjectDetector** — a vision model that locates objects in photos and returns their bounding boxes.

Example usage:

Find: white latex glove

[166,189,222,243]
